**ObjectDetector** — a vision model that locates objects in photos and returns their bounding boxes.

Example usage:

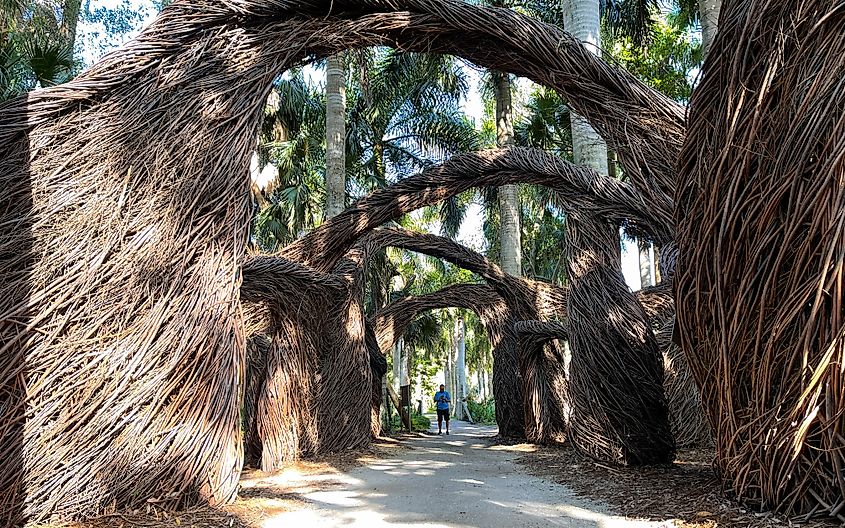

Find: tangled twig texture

[0,0,841,524]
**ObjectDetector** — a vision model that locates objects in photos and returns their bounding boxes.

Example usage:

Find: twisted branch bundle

[566,213,675,465]
[676,0,845,516]
[637,284,710,448]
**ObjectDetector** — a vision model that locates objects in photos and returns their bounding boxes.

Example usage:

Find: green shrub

[390,411,431,432]
[467,398,496,425]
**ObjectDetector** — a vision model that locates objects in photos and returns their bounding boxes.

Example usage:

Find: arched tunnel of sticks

[1,0,843,524]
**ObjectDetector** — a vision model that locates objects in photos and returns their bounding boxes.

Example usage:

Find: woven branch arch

[331,227,570,443]
[371,284,516,431]
[372,283,508,357]
[514,320,569,347]
[284,147,673,272]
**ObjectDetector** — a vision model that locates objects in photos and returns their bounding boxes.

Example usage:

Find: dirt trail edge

[237,422,671,527]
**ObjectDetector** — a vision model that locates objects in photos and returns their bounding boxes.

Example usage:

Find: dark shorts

[437,408,450,421]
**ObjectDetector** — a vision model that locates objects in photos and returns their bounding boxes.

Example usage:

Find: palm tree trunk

[494,71,522,276]
[325,53,346,218]
[455,317,469,420]
[638,239,652,289]
[563,0,608,175]
[699,0,722,59]
[393,338,402,390]
[444,338,453,408]
[61,0,82,50]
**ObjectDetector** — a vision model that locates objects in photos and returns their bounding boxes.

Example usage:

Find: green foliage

[1,0,78,101]
[346,49,479,190]
[391,411,431,432]
[253,72,327,250]
[467,398,496,425]
[604,19,701,103]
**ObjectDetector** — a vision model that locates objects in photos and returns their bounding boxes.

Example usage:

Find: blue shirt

[434,391,451,410]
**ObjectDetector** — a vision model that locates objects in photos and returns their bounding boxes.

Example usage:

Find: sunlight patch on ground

[484,443,538,453]
[452,478,485,485]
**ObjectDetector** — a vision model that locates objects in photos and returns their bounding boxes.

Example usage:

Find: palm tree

[346,49,478,192]
[253,72,327,249]
[1,0,77,101]
[493,71,523,277]
[325,53,346,218]
[562,0,611,176]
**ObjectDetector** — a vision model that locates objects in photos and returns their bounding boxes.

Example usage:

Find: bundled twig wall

[676,0,845,517]
[0,7,298,520]
[637,284,710,448]
[566,213,674,465]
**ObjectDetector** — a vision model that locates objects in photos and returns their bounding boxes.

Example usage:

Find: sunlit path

[238,423,668,528]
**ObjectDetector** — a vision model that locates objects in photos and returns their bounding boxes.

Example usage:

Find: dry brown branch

[675,0,845,517]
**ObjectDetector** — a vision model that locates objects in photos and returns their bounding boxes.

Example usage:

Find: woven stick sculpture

[637,284,710,448]
[676,0,845,517]
[0,0,692,521]
[338,230,529,438]
[284,147,672,272]
[566,213,674,465]
[346,228,571,442]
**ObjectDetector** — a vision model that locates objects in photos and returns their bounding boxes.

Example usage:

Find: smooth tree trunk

[455,318,470,420]
[638,239,653,289]
[393,339,401,390]
[60,0,82,50]
[444,337,453,410]
[494,71,522,276]
[562,0,609,176]
[325,53,346,218]
[699,0,722,59]
[398,338,408,386]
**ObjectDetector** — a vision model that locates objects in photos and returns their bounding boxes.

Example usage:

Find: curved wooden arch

[0,0,681,520]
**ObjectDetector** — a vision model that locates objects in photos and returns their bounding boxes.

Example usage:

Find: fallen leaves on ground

[514,444,838,528]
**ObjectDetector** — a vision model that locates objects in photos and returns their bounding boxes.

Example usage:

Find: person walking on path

[434,384,451,435]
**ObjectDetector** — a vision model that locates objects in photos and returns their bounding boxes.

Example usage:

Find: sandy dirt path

[237,421,671,528]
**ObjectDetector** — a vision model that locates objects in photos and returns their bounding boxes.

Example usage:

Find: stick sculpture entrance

[1,0,842,523]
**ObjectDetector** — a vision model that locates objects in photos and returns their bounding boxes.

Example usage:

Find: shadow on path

[236,422,668,528]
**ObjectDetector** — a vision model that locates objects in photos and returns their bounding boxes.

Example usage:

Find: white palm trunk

[325,53,346,219]
[639,239,652,289]
[495,72,522,276]
[699,0,722,59]
[454,318,468,420]
[398,338,408,387]
[393,338,403,390]
[444,336,453,409]
[563,0,609,176]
